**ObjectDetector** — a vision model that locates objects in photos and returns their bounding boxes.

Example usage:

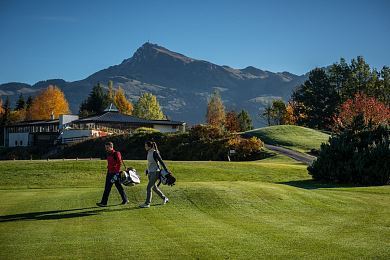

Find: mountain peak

[128,42,195,64]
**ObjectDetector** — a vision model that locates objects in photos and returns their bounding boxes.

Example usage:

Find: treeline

[205,90,253,132]
[0,81,166,124]
[291,56,389,131]
[79,81,165,120]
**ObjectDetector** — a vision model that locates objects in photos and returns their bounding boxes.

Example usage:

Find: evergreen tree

[260,103,273,126]
[271,99,287,125]
[292,68,339,130]
[237,109,253,131]
[26,96,33,109]
[380,66,390,105]
[133,93,165,120]
[1,96,11,125]
[15,93,26,110]
[79,83,110,115]
[206,90,225,128]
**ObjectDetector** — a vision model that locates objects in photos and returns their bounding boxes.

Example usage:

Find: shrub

[227,136,264,161]
[189,124,226,141]
[308,119,390,186]
[133,127,160,134]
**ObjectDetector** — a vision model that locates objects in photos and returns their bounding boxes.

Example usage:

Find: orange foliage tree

[225,111,240,132]
[0,98,4,115]
[114,87,133,115]
[27,85,70,120]
[334,92,390,130]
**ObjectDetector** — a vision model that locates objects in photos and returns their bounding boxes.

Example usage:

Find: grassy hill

[244,125,330,153]
[0,157,389,259]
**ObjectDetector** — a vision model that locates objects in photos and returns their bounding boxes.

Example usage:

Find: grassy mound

[244,125,330,153]
[0,157,389,259]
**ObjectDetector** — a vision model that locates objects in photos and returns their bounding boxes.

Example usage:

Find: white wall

[60,129,108,143]
[153,124,178,133]
[9,133,30,147]
[59,114,79,130]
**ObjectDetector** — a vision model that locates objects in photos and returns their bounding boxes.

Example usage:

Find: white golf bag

[120,168,141,186]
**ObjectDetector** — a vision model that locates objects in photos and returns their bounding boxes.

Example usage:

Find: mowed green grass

[0,157,389,259]
[245,125,330,153]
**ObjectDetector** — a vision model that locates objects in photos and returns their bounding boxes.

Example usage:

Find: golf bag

[158,169,176,187]
[120,167,141,186]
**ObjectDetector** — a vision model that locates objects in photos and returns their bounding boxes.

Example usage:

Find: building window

[20,140,23,146]
[15,140,18,146]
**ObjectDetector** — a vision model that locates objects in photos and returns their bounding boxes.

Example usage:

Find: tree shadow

[0,205,141,223]
[278,179,358,190]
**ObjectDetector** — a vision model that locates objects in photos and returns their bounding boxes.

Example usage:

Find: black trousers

[100,172,127,204]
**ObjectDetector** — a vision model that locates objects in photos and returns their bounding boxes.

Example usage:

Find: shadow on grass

[0,204,143,223]
[279,179,357,190]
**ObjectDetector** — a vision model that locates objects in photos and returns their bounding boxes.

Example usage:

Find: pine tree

[133,93,165,120]
[114,87,133,115]
[271,99,287,125]
[260,103,273,126]
[1,96,11,125]
[292,68,339,130]
[15,94,26,110]
[79,83,110,115]
[206,90,225,128]
[26,96,33,109]
[237,110,253,131]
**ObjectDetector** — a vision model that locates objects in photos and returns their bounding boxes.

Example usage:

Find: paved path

[265,144,316,165]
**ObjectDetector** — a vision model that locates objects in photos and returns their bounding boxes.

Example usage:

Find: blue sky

[0,0,389,84]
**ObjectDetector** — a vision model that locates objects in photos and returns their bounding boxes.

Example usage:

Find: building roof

[104,103,119,112]
[73,111,185,126]
[6,119,59,127]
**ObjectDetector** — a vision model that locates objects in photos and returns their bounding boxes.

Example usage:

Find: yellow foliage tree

[27,85,70,120]
[0,98,4,115]
[206,90,225,128]
[114,87,133,115]
[284,102,296,125]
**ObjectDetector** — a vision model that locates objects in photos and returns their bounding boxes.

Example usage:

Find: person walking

[96,142,128,207]
[139,141,169,208]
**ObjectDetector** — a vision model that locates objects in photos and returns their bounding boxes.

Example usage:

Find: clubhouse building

[2,104,185,147]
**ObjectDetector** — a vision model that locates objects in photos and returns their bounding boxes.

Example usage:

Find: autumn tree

[206,90,225,128]
[237,110,253,131]
[0,98,4,115]
[225,111,240,132]
[284,102,297,125]
[107,80,115,103]
[133,93,165,120]
[27,85,70,120]
[334,92,390,131]
[114,87,133,115]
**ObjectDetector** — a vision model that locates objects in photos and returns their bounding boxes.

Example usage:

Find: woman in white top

[139,141,169,208]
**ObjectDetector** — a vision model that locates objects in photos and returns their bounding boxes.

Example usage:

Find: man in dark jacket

[96,142,128,207]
